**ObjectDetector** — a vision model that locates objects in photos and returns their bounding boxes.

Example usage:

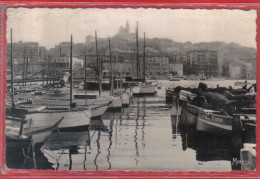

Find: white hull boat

[132,84,155,95]
[6,117,64,145]
[89,102,110,118]
[196,109,233,135]
[103,96,122,110]
[25,108,91,131]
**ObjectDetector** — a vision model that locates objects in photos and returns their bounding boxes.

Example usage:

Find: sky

[6,8,257,49]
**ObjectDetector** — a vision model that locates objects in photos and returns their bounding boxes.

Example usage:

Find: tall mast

[109,36,114,96]
[23,47,26,87]
[10,28,15,111]
[95,31,101,97]
[70,34,73,107]
[136,21,139,79]
[43,48,45,84]
[46,56,49,85]
[143,32,146,82]
[25,53,29,87]
[119,53,122,88]
[116,51,119,89]
[84,47,87,106]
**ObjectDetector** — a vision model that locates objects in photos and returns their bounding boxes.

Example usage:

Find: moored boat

[24,107,91,132]
[132,83,155,96]
[179,101,205,126]
[6,116,64,145]
[196,109,233,135]
[178,90,197,102]
[104,95,123,111]
[88,102,110,118]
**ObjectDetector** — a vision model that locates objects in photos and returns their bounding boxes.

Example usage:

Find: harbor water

[6,80,254,171]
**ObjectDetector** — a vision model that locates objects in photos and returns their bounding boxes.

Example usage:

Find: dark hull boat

[196,109,233,135]
[6,117,63,169]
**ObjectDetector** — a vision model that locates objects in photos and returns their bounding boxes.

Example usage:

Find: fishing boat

[6,116,64,145]
[169,77,181,81]
[132,30,155,96]
[6,108,64,169]
[31,92,110,119]
[178,90,197,102]
[24,107,90,132]
[132,82,155,95]
[24,35,91,131]
[88,102,110,118]
[196,109,233,135]
[179,101,205,126]
[112,50,131,107]
[103,95,123,111]
[187,75,200,80]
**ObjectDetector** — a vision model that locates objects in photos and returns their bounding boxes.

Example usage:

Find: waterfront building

[183,50,218,77]
[47,56,83,78]
[229,64,242,79]
[169,53,183,77]
[222,59,256,79]
[6,41,43,59]
[144,56,169,77]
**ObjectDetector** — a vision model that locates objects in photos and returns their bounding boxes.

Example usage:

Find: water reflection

[42,130,90,170]
[6,140,52,169]
[171,104,241,170]
[7,86,240,171]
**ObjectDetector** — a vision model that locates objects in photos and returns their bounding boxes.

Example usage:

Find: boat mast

[143,32,146,82]
[136,21,139,79]
[119,53,122,89]
[10,28,15,111]
[84,47,87,106]
[43,48,45,84]
[109,36,114,96]
[23,47,26,87]
[25,53,29,87]
[70,34,73,107]
[116,51,119,89]
[95,31,102,97]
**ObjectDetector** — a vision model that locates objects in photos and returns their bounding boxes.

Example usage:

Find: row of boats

[5,82,157,169]
[5,28,157,169]
[6,82,157,145]
[167,82,256,170]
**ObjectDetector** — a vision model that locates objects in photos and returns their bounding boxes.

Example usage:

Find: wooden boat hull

[178,90,196,103]
[196,110,233,135]
[179,102,200,126]
[25,109,90,131]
